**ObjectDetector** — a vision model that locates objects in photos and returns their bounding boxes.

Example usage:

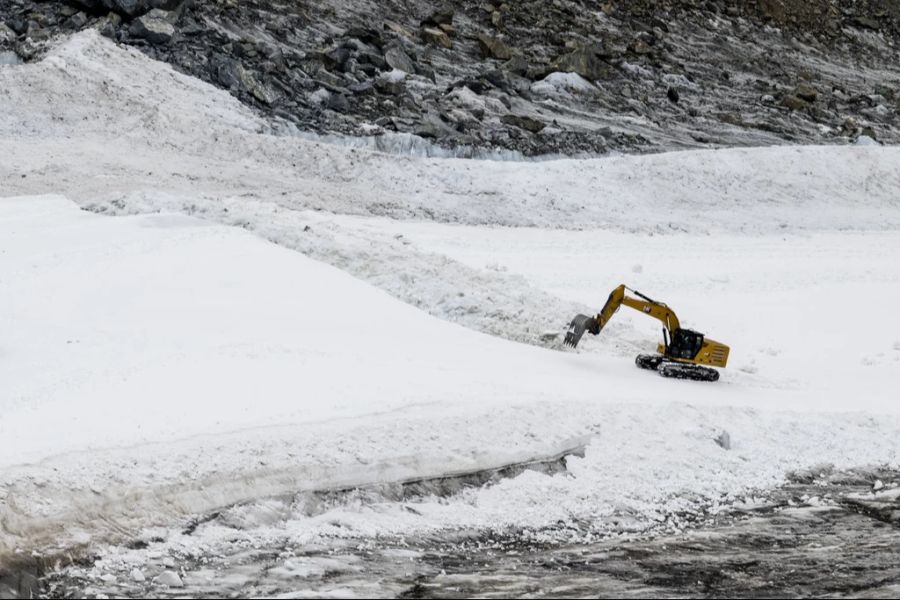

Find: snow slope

[3,195,899,563]
[2,32,900,563]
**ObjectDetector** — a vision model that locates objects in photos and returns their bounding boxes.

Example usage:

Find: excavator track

[658,361,720,382]
[634,354,720,382]
[635,354,664,371]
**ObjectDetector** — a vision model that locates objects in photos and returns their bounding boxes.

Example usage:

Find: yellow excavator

[564,284,729,382]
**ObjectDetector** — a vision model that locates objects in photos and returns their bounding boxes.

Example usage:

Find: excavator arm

[564,285,680,348]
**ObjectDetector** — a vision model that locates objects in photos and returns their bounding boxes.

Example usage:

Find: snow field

[1,31,900,563]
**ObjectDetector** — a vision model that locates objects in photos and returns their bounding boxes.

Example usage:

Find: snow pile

[531,71,598,96]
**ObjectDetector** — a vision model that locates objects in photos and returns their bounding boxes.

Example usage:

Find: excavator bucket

[564,314,596,348]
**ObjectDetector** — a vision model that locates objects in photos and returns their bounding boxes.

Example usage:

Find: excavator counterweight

[564,285,729,382]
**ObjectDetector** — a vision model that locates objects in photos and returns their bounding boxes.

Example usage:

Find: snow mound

[532,72,598,96]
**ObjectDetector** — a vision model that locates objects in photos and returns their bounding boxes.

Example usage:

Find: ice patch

[0,51,22,66]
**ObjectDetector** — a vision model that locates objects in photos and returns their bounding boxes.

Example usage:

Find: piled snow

[531,71,598,96]
[1,31,900,563]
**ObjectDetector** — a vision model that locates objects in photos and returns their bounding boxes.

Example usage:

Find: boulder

[421,10,453,27]
[629,39,652,55]
[154,571,184,588]
[503,54,528,76]
[5,17,28,36]
[238,66,277,104]
[319,46,349,71]
[794,83,818,103]
[501,114,545,133]
[383,20,414,41]
[780,94,808,111]
[0,23,16,45]
[375,70,406,95]
[384,46,416,74]
[71,0,183,19]
[421,27,452,49]
[216,59,277,105]
[130,9,175,44]
[477,34,512,60]
[552,46,610,82]
[326,93,350,112]
[344,27,383,49]
[70,12,89,29]
[98,12,122,39]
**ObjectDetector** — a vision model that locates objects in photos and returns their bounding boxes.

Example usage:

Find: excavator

[564,284,729,382]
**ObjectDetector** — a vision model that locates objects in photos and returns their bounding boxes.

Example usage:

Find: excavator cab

[666,328,704,360]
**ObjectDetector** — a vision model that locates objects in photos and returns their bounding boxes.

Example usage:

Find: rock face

[71,0,183,18]
[2,0,900,156]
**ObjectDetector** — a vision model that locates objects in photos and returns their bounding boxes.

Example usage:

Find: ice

[0,51,21,66]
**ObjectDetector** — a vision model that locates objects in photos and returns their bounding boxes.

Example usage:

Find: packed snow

[1,31,899,567]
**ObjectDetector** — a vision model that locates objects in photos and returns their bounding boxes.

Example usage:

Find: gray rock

[5,17,28,36]
[97,12,122,39]
[795,83,818,103]
[552,46,611,82]
[71,0,183,19]
[421,27,452,49]
[781,94,809,111]
[503,54,528,76]
[322,46,351,71]
[715,430,731,450]
[0,23,16,45]
[384,46,415,74]
[477,34,512,60]
[421,10,453,27]
[154,571,183,588]
[375,73,405,95]
[414,114,453,138]
[130,9,175,44]
[501,114,545,133]
[326,93,350,112]
[237,66,277,104]
[70,12,89,29]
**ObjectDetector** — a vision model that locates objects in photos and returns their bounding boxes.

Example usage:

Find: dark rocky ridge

[3,0,900,156]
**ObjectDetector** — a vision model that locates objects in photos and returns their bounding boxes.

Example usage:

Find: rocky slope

[3,0,900,156]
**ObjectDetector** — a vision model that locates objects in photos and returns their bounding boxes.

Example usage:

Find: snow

[1,31,900,564]
[531,72,598,96]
